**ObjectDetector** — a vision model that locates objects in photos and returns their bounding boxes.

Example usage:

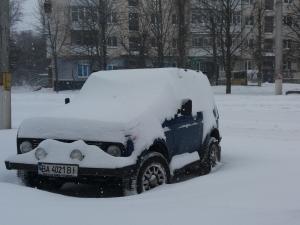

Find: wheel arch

[138,139,170,164]
[210,128,221,142]
[200,128,221,158]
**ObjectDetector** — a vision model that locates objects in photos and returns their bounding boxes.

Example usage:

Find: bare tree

[119,6,152,68]
[198,0,253,93]
[174,0,189,68]
[283,1,300,61]
[252,0,264,86]
[10,31,48,86]
[9,0,24,31]
[37,0,70,91]
[194,0,222,85]
[141,0,175,67]
[71,0,122,71]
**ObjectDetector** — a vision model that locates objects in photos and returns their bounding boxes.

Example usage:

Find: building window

[197,62,208,73]
[107,65,115,70]
[246,38,254,48]
[71,6,88,22]
[283,60,292,70]
[108,13,118,24]
[283,16,293,26]
[107,36,118,47]
[191,12,206,25]
[151,14,162,25]
[265,0,274,10]
[192,36,211,48]
[128,0,138,6]
[245,60,254,70]
[129,13,139,31]
[172,38,177,48]
[172,14,177,25]
[71,6,80,22]
[192,36,203,47]
[242,0,254,4]
[264,16,274,33]
[78,64,90,77]
[264,39,273,51]
[71,30,95,45]
[283,0,293,3]
[245,16,254,26]
[283,39,292,49]
[129,37,140,51]
[232,11,241,25]
[151,37,157,47]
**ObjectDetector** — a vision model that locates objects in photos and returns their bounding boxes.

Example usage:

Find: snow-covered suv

[5,68,221,194]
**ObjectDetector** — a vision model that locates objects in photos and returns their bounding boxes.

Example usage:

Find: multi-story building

[240,0,300,82]
[47,0,300,89]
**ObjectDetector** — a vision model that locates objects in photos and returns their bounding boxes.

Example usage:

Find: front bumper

[5,161,137,178]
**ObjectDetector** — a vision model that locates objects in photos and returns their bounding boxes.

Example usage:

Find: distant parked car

[5,68,221,194]
[286,89,300,95]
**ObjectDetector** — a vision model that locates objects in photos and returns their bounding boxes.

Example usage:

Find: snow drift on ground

[0,83,300,225]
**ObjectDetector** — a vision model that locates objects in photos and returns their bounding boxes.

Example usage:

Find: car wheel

[37,180,64,191]
[17,170,63,190]
[200,137,221,174]
[136,152,170,194]
[17,170,37,188]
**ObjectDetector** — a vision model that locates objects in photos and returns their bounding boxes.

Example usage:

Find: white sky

[16,0,38,31]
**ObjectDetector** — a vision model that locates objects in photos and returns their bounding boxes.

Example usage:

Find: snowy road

[0,84,300,225]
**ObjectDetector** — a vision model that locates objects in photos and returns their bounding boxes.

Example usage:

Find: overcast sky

[17,0,38,31]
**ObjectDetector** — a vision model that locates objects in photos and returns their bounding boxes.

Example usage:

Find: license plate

[38,163,78,178]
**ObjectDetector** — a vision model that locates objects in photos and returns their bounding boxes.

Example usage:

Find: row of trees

[9,0,300,93]
[9,0,49,86]
[284,2,300,63]
[45,0,271,93]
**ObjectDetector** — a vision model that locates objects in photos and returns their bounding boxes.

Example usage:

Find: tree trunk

[157,41,164,67]
[53,52,59,92]
[256,2,263,87]
[211,17,219,85]
[156,0,164,67]
[225,64,232,94]
[225,0,232,94]
[176,0,187,68]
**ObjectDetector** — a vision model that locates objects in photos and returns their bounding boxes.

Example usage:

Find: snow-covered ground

[1,83,300,225]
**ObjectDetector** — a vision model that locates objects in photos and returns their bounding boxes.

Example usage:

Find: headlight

[70,149,84,161]
[35,147,48,160]
[20,141,33,153]
[107,145,122,157]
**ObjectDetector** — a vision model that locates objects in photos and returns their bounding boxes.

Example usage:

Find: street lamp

[0,0,11,129]
[275,0,283,95]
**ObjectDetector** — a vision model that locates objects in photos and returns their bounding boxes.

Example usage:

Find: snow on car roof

[73,68,214,123]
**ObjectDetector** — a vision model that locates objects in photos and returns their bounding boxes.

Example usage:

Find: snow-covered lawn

[0,83,300,225]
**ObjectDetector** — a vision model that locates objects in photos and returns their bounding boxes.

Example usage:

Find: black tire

[37,180,64,191]
[200,137,221,174]
[17,170,37,188]
[17,170,63,191]
[135,152,170,194]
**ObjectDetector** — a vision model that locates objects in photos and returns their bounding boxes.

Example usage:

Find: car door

[163,100,203,156]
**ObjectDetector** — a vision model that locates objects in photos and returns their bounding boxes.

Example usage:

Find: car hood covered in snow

[18,68,216,153]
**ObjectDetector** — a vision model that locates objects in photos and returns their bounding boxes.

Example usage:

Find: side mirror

[65,98,70,104]
[180,99,192,116]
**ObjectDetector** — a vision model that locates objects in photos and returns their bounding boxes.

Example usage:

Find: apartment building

[240,0,300,82]
[47,0,300,88]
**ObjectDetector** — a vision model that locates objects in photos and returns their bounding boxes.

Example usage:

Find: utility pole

[0,0,12,129]
[274,0,283,95]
